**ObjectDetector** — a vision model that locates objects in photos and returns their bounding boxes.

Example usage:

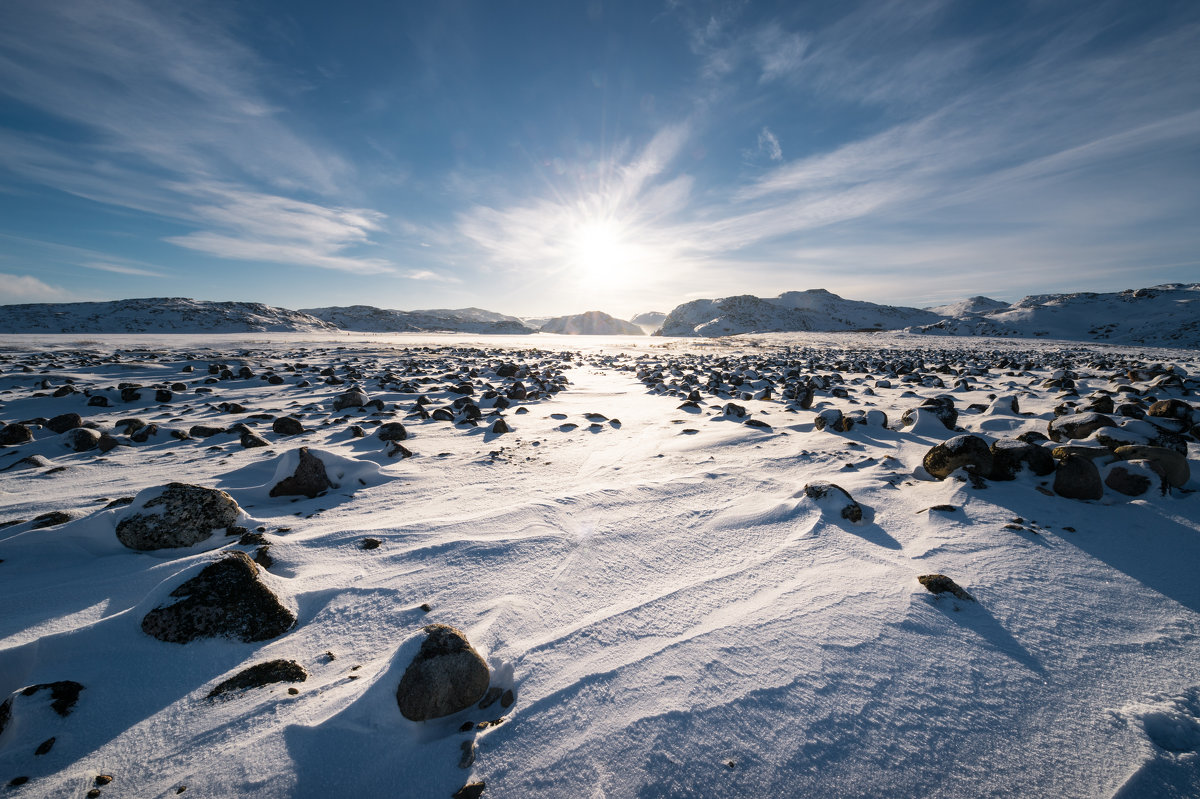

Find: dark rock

[269,448,333,498]
[377,422,408,442]
[155,389,173,403]
[1048,412,1115,443]
[0,681,84,738]
[240,431,269,449]
[46,413,83,433]
[207,659,307,698]
[1148,399,1194,423]
[452,783,486,799]
[396,624,491,721]
[272,417,304,436]
[813,408,843,432]
[1104,463,1158,497]
[360,538,381,550]
[116,483,243,550]
[923,435,994,480]
[490,418,510,434]
[918,574,974,601]
[62,427,101,452]
[130,423,159,443]
[988,439,1054,480]
[332,390,369,411]
[97,434,120,452]
[87,395,110,407]
[188,424,226,439]
[0,423,33,445]
[1053,454,1104,500]
[802,481,863,522]
[902,397,957,430]
[1113,445,1189,488]
[31,511,72,529]
[1050,445,1113,461]
[141,552,296,643]
[34,737,55,756]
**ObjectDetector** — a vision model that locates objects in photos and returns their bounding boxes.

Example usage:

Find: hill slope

[302,305,534,334]
[0,298,336,333]
[658,290,939,337]
[540,311,644,335]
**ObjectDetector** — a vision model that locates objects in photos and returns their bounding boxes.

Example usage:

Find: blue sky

[1,0,1197,318]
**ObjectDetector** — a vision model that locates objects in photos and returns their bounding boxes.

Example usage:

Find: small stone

[360,538,381,550]
[500,689,515,709]
[917,574,975,601]
[34,737,54,756]
[452,783,486,799]
[478,686,502,709]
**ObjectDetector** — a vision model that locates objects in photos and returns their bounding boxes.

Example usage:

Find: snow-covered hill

[924,296,1010,317]
[0,298,336,334]
[658,290,939,337]
[910,284,1200,348]
[630,311,667,334]
[539,311,644,335]
[301,305,534,334]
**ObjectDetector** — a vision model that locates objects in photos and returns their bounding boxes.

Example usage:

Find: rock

[188,424,226,438]
[141,552,296,643]
[239,431,269,449]
[31,511,72,529]
[1048,412,1115,443]
[377,422,408,442]
[802,481,863,522]
[452,783,486,799]
[917,574,974,601]
[813,408,843,432]
[272,417,305,436]
[396,624,491,721]
[902,397,957,430]
[207,660,307,698]
[1148,399,1194,423]
[1050,445,1113,461]
[0,423,33,445]
[723,402,747,418]
[1104,461,1163,497]
[1053,454,1104,500]
[0,681,84,738]
[116,483,243,551]
[1113,445,1189,488]
[987,439,1054,480]
[490,418,510,434]
[87,395,110,407]
[46,413,83,433]
[62,427,101,452]
[332,390,369,411]
[269,447,333,498]
[360,538,381,550]
[130,423,159,443]
[923,435,994,479]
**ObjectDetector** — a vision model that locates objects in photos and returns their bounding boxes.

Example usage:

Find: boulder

[917,574,974,601]
[141,552,296,643]
[802,481,863,522]
[396,624,491,722]
[923,435,994,479]
[1148,399,1194,423]
[1048,412,1115,443]
[988,439,1054,480]
[116,483,243,550]
[272,417,305,436]
[1113,445,1189,488]
[62,427,101,453]
[377,422,408,442]
[902,397,957,430]
[0,423,33,445]
[269,447,333,498]
[332,390,369,411]
[1053,454,1103,500]
[1104,461,1163,497]
[46,413,83,434]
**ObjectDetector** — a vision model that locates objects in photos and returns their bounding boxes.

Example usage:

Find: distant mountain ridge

[0,297,336,334]
[539,310,644,335]
[302,305,534,334]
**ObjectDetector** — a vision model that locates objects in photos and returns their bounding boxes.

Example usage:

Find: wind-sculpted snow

[0,333,1198,798]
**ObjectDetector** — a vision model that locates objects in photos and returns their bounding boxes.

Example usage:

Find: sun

[569,218,635,288]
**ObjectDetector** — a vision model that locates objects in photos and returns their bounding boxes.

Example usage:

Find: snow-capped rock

[657,290,938,337]
[539,311,644,335]
[0,298,336,334]
[301,305,535,334]
[924,296,1010,317]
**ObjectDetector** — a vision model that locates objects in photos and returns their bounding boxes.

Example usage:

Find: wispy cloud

[0,273,75,302]
[82,261,169,278]
[404,269,461,283]
[0,0,391,274]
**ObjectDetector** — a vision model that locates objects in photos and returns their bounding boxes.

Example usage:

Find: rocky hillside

[909,284,1200,348]
[302,305,534,334]
[657,290,939,337]
[540,311,644,335]
[630,311,667,333]
[0,298,336,334]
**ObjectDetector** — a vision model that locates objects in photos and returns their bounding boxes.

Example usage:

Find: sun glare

[570,218,635,288]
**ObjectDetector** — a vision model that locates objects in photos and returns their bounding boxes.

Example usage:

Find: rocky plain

[1,330,1198,798]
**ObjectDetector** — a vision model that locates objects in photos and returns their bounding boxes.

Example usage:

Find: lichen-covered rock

[988,439,1054,480]
[917,574,974,601]
[396,624,491,721]
[1053,454,1104,500]
[269,447,333,498]
[923,435,993,479]
[1048,412,1115,443]
[208,659,307,698]
[116,483,242,550]
[141,552,295,643]
[802,481,863,522]
[1113,445,1189,488]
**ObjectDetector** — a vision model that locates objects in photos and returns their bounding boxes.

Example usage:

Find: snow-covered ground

[1,332,1198,798]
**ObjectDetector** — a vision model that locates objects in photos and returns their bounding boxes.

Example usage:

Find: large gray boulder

[1048,412,1115,443]
[116,483,243,550]
[396,624,491,721]
[141,552,296,643]
[269,447,333,498]
[1053,454,1104,500]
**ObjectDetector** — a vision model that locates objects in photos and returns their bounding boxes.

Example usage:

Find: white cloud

[757,127,782,161]
[404,269,461,283]
[82,261,169,278]
[0,273,74,302]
